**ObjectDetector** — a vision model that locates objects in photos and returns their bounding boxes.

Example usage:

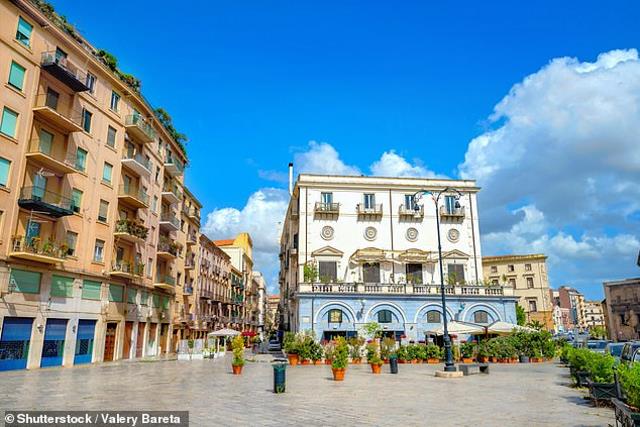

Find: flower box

[613,398,640,427]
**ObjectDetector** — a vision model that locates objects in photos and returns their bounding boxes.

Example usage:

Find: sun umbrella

[208,328,241,337]
[486,321,536,335]
[426,321,485,335]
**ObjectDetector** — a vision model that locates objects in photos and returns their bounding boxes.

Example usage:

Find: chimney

[288,162,293,195]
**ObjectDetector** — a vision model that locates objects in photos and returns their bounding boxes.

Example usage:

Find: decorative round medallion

[406,227,419,242]
[447,228,460,243]
[364,226,377,241]
[321,226,334,240]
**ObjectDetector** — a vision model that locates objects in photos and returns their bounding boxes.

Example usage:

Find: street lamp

[413,187,462,372]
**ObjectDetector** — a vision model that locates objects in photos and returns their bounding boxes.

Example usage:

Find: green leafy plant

[361,322,382,339]
[425,344,442,360]
[303,262,318,282]
[415,344,427,361]
[231,335,245,367]
[460,342,476,358]
[154,107,188,155]
[331,336,349,369]
[568,348,591,374]
[283,332,298,354]
[396,345,408,361]
[323,342,335,361]
[366,341,383,366]
[585,352,615,383]
[516,305,526,326]
[618,362,640,409]
[380,337,396,359]
[348,337,364,360]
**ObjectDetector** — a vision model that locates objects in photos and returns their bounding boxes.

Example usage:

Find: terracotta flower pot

[232,364,243,375]
[462,358,473,364]
[383,359,389,364]
[351,358,361,365]
[301,359,310,365]
[411,359,418,364]
[477,356,488,363]
[370,363,382,374]
[324,359,332,365]
[287,354,299,366]
[398,360,406,364]
[427,358,439,364]
[314,360,322,365]
[332,368,346,381]
[490,357,497,363]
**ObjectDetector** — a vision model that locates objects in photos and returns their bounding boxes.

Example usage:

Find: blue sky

[54,0,640,298]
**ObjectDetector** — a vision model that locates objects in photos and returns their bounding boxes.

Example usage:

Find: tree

[589,325,607,339]
[516,305,526,326]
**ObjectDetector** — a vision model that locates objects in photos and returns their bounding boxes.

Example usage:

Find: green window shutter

[0,108,18,138]
[8,61,26,90]
[0,157,10,187]
[108,284,123,302]
[152,294,160,308]
[16,17,33,45]
[162,296,169,310]
[140,290,148,306]
[82,280,102,300]
[51,275,74,297]
[75,148,87,171]
[126,288,137,304]
[10,269,41,294]
[102,163,112,183]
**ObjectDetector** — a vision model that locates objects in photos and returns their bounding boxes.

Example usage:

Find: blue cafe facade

[295,287,518,341]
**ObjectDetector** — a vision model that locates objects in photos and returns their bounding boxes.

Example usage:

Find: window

[321,192,333,204]
[0,157,10,187]
[93,239,105,262]
[65,231,77,256]
[127,288,137,304]
[82,280,102,300]
[363,193,375,209]
[444,195,457,213]
[146,258,153,278]
[45,88,59,109]
[70,188,82,213]
[85,72,96,93]
[8,61,26,91]
[526,277,534,288]
[108,284,124,302]
[406,263,423,284]
[524,263,532,271]
[362,262,380,283]
[75,148,87,171]
[51,275,74,298]
[154,166,160,182]
[140,290,148,306]
[9,269,41,294]
[82,108,92,133]
[378,310,393,323]
[16,17,33,46]
[507,264,515,272]
[528,299,538,312]
[110,91,120,112]
[98,200,109,222]
[151,196,158,213]
[106,126,116,147]
[447,263,465,284]
[490,266,497,273]
[152,294,160,308]
[102,162,113,184]
[0,107,18,138]
[426,310,441,323]
[328,309,343,324]
[38,129,54,154]
[318,261,337,283]
[508,278,516,288]
[404,194,416,210]
[474,310,489,324]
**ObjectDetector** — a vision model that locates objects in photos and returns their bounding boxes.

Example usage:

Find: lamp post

[413,187,462,372]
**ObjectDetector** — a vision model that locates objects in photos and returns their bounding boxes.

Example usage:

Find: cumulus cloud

[370,150,442,178]
[295,141,361,175]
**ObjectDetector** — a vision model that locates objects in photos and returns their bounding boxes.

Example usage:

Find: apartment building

[602,278,640,341]
[0,0,193,370]
[552,286,587,331]
[584,300,606,330]
[266,294,280,334]
[279,173,518,341]
[482,254,553,330]
[251,271,267,339]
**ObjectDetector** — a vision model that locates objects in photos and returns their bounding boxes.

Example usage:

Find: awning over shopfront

[242,331,257,337]
[426,321,485,336]
[208,328,241,337]
[350,247,386,262]
[397,248,434,264]
[486,321,536,335]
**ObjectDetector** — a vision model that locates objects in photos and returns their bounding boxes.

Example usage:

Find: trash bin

[273,363,286,393]
[389,356,398,374]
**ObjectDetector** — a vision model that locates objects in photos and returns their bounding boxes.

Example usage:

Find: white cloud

[295,141,361,176]
[370,150,441,178]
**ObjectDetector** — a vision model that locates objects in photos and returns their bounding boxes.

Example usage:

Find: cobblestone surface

[0,355,614,426]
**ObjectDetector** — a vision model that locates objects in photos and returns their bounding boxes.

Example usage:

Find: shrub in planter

[396,345,409,363]
[366,341,383,374]
[568,348,591,386]
[380,337,396,362]
[586,352,615,383]
[310,341,324,365]
[231,335,245,375]
[476,341,490,362]
[559,344,573,364]
[323,342,335,365]
[425,344,442,363]
[283,332,299,366]
[460,342,476,362]
[331,337,349,381]
[618,362,640,409]
[349,337,364,363]
[415,344,427,362]
[407,344,420,363]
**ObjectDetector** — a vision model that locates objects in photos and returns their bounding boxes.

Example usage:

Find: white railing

[298,282,512,296]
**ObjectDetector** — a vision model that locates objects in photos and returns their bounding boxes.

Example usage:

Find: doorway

[135,322,145,358]
[103,322,117,362]
[122,321,133,359]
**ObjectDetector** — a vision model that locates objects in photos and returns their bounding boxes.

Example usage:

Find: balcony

[10,236,68,264]
[41,51,89,92]
[125,115,156,143]
[164,156,184,176]
[399,204,424,219]
[297,282,514,297]
[161,182,182,204]
[185,257,195,270]
[159,212,180,231]
[33,94,83,134]
[439,205,466,220]
[25,141,76,175]
[117,185,149,209]
[17,187,74,218]
[314,202,340,216]
[121,151,151,177]
[156,237,179,260]
[357,203,383,219]
[186,207,200,223]
[186,232,197,245]
[200,289,213,299]
[110,260,144,279]
[114,218,148,244]
[154,274,176,291]
[183,286,193,296]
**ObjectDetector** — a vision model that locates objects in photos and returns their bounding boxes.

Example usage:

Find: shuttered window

[152,294,160,308]
[8,61,26,91]
[0,107,18,138]
[16,17,33,46]
[127,288,137,304]
[50,275,74,297]
[10,269,41,294]
[140,290,148,306]
[81,280,101,300]
[162,296,169,310]
[108,284,123,302]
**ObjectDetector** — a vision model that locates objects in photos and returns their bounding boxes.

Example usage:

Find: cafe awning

[208,328,241,337]
[486,321,536,335]
[397,248,434,263]
[426,321,485,336]
[350,247,387,262]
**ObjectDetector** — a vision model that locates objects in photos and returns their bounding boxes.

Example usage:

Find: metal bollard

[390,356,398,374]
[273,363,286,393]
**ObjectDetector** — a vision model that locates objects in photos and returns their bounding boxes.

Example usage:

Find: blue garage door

[41,318,67,367]
[74,319,96,365]
[0,317,34,371]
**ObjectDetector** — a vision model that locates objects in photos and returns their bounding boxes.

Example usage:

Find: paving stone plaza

[0,354,614,426]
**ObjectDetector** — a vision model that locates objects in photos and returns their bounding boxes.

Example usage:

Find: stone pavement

[0,354,614,426]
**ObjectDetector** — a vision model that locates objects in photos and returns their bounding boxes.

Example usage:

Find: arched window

[426,310,441,323]
[474,310,490,324]
[377,310,393,323]
[328,309,343,324]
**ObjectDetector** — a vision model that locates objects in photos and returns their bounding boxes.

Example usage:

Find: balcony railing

[298,282,513,297]
[118,185,149,208]
[114,218,148,241]
[10,236,68,263]
[356,203,383,216]
[157,236,180,256]
[164,156,185,175]
[41,51,89,92]
[122,151,151,175]
[155,274,176,286]
[399,204,424,218]
[162,182,183,201]
[159,212,180,230]
[33,93,83,134]
[125,115,156,143]
[314,202,340,214]
[439,205,466,219]
[26,138,76,175]
[111,260,144,277]
[18,186,74,218]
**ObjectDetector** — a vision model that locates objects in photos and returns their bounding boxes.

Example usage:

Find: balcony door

[406,263,423,284]
[123,175,132,193]
[364,193,375,209]
[26,220,41,243]
[321,192,333,205]
[363,262,380,283]
[32,174,47,200]
[445,195,456,214]
[38,129,54,155]
[45,88,59,110]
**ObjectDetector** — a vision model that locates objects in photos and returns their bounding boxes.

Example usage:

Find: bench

[459,363,490,376]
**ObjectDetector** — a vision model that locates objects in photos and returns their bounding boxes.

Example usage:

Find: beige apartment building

[482,254,554,330]
[0,0,195,370]
[584,300,606,330]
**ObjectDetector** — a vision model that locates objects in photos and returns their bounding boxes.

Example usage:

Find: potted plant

[367,342,384,374]
[380,337,396,363]
[425,344,441,364]
[348,337,364,364]
[585,352,616,403]
[476,341,489,363]
[331,336,349,381]
[460,342,475,363]
[310,341,324,365]
[396,345,408,364]
[613,362,640,425]
[415,344,427,363]
[283,332,299,366]
[323,342,335,365]
[231,335,245,375]
[568,348,591,387]
[298,335,312,365]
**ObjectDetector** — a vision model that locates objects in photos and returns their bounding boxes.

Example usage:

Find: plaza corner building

[278,173,518,341]
[0,0,203,370]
